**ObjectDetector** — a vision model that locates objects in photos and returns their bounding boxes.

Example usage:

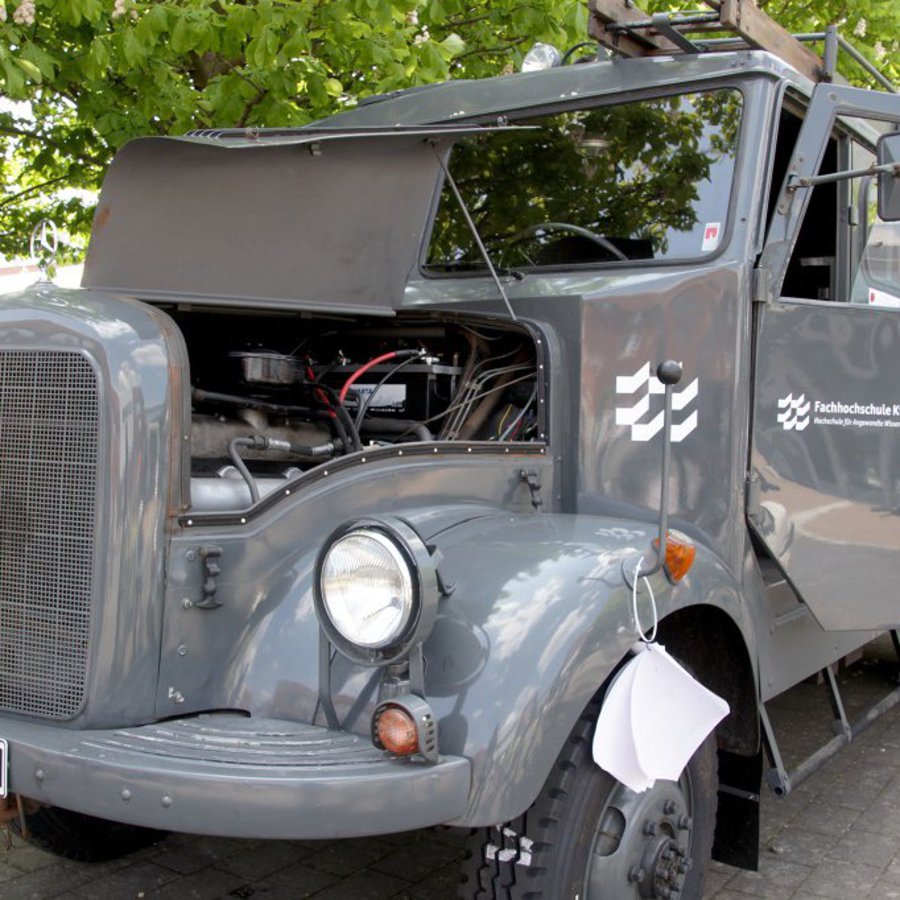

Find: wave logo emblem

[777,393,810,431]
[615,362,699,442]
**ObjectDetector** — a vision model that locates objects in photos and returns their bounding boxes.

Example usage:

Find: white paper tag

[701,222,721,252]
[592,643,729,793]
[867,287,900,308]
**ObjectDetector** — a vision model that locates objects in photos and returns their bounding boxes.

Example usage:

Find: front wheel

[460,699,717,899]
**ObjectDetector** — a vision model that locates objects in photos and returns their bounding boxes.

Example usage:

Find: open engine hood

[82,126,494,314]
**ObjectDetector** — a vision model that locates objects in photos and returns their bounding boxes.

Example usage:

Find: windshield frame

[418,81,750,279]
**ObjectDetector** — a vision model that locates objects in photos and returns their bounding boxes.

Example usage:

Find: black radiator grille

[0,350,100,719]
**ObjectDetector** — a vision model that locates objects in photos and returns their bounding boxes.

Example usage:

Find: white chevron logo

[615,362,699,442]
[777,393,810,431]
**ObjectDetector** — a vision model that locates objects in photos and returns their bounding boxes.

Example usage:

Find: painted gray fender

[423,512,754,826]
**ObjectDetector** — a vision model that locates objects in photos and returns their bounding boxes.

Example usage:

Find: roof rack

[587,0,896,93]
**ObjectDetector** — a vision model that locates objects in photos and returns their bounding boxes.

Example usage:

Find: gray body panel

[159,462,550,722]
[5,713,470,838]
[324,51,802,128]
[752,299,900,631]
[84,130,467,312]
[0,286,187,728]
[758,573,876,701]
[751,83,900,631]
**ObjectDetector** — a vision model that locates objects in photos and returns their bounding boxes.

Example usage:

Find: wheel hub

[587,780,694,899]
[643,836,690,898]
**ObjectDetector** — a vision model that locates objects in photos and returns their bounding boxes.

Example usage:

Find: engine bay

[161,306,541,510]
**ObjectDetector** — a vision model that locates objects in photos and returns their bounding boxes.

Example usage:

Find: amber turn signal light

[653,530,696,582]
[374,705,419,756]
[665,531,696,581]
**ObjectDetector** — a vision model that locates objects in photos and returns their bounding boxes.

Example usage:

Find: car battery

[325,361,463,421]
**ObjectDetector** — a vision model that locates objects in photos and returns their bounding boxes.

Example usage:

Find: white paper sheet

[592,643,729,792]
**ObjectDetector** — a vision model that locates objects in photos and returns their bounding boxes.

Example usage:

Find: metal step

[80,714,386,767]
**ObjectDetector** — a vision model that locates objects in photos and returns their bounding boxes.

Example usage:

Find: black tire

[14,804,165,862]
[460,699,717,899]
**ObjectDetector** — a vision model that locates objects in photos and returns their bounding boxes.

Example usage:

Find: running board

[760,635,900,796]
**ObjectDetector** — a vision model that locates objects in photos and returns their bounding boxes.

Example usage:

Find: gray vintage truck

[2,1,900,896]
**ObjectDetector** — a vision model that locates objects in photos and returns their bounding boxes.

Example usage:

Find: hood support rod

[433,144,518,322]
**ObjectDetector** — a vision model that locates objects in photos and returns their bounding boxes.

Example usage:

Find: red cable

[338,351,398,403]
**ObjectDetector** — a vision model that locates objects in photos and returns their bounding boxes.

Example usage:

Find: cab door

[751,84,900,631]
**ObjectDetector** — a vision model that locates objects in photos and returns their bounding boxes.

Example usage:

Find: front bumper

[5,713,470,838]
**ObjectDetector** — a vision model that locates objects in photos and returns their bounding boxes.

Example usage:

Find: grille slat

[0,350,99,719]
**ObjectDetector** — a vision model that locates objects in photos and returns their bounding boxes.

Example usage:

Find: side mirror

[877,132,900,222]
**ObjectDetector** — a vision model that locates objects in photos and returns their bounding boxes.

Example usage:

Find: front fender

[426,513,751,825]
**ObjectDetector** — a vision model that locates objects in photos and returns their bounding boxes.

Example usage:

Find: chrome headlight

[315,518,439,664]
[321,530,414,648]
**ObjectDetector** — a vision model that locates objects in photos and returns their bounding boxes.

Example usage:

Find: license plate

[0,739,7,798]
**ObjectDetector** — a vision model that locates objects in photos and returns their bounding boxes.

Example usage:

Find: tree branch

[0,126,107,168]
[0,124,39,140]
[444,12,493,27]
[0,175,74,209]
[454,38,527,61]
[445,4,529,28]
[236,87,269,127]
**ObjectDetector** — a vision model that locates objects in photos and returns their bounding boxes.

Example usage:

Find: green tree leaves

[0,0,896,261]
[1,0,583,259]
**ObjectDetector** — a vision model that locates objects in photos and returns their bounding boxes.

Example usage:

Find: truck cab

[1,2,899,897]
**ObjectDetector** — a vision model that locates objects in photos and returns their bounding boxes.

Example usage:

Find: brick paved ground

[2,637,900,900]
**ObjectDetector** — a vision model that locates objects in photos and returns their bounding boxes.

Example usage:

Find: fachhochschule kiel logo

[777,391,900,432]
[615,362,699,442]
[777,393,810,431]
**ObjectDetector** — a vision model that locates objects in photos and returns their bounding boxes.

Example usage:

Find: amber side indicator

[653,531,697,581]
[653,531,696,582]
[374,705,419,756]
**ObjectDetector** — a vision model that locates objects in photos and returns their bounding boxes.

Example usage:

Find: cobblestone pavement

[2,638,900,899]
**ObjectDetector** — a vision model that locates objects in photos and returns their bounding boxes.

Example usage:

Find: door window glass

[850,142,900,307]
[775,107,838,301]
[777,117,900,306]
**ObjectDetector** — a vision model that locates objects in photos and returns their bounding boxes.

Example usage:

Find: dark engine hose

[311,382,362,452]
[360,417,433,443]
[285,441,341,458]
[229,435,345,507]
[228,436,264,504]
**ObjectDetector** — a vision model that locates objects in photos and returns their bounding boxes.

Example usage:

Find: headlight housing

[321,530,414,649]
[315,518,439,664]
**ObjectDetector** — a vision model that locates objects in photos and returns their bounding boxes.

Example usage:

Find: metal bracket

[194,545,223,610]
[788,160,900,195]
[378,645,426,702]
[650,13,701,54]
[824,665,852,740]
[318,631,340,729]
[761,663,900,799]
[752,267,772,305]
[745,473,762,520]
[759,702,791,796]
[427,544,456,597]
[520,468,543,510]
